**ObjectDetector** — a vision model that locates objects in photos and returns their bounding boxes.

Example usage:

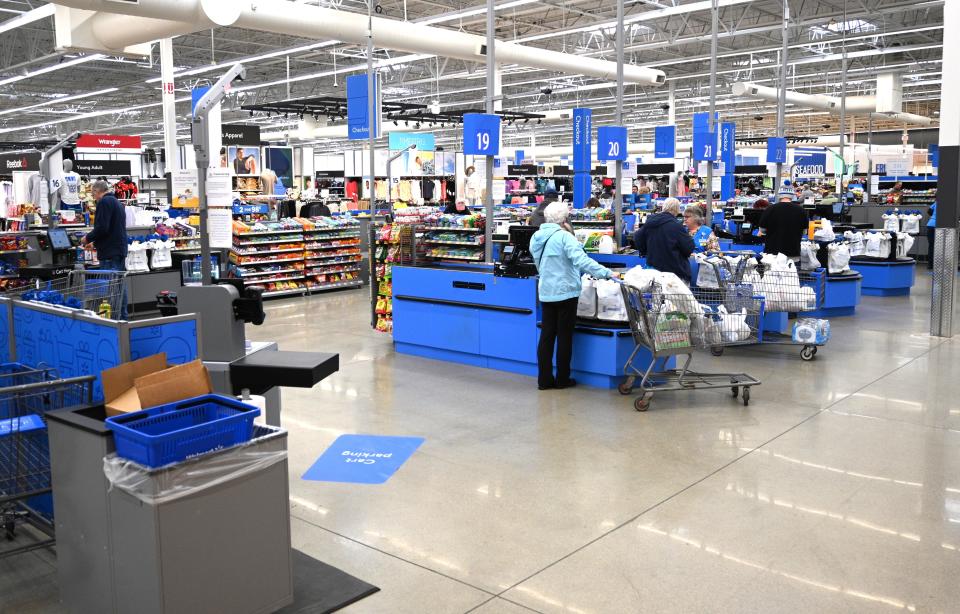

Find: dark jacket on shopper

[634,212,695,281]
[85,193,128,260]
[527,194,559,228]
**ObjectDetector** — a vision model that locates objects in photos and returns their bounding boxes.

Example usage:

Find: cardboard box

[102,354,213,417]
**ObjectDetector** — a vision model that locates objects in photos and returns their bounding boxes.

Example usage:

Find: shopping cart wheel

[731,386,739,398]
[711,346,724,357]
[742,387,751,406]
[800,346,816,361]
[618,377,635,395]
[634,393,652,412]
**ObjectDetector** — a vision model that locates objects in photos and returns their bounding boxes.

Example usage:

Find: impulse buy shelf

[230,218,363,297]
[419,226,485,262]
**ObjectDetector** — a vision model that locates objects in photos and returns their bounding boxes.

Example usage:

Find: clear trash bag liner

[103,430,287,506]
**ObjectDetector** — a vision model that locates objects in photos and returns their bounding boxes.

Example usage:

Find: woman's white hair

[661,197,681,216]
[544,201,569,224]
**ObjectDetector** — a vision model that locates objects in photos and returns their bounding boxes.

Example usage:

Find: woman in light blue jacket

[530,201,618,390]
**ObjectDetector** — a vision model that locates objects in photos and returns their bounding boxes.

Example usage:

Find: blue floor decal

[302,434,425,484]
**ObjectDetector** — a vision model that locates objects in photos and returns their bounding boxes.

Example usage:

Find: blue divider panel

[0,303,11,364]
[13,304,120,401]
[128,320,199,364]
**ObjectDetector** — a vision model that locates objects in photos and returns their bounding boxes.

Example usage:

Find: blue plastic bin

[105,394,260,468]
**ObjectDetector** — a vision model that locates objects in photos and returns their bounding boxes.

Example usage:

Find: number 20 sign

[597,126,628,162]
[463,113,501,156]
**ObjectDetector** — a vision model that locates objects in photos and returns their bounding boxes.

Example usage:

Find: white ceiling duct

[51,0,666,86]
[732,81,933,126]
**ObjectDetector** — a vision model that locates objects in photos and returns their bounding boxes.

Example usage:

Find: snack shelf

[233,238,304,246]
[232,247,305,256]
[303,242,361,250]
[234,230,304,237]
[421,226,482,232]
[233,267,302,277]
[243,274,305,284]
[230,256,305,266]
[423,253,484,261]
[305,253,362,261]
[422,240,484,246]
[305,280,363,291]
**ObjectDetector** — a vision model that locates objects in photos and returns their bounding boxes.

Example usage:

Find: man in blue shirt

[82,180,128,318]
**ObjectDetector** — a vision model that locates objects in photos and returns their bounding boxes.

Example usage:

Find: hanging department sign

[221,125,261,146]
[792,148,827,179]
[346,74,381,141]
[74,159,132,176]
[0,151,40,172]
[75,134,142,154]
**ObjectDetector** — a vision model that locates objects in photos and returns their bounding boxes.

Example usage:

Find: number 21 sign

[463,113,501,156]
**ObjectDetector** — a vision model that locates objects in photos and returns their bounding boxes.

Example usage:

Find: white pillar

[160,38,178,170]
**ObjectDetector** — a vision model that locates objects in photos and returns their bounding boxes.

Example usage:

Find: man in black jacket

[82,180,128,318]
[634,197,695,281]
[759,192,809,260]
[527,188,559,228]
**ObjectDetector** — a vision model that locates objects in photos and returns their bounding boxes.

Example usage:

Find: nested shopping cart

[4,269,127,319]
[618,281,762,412]
[0,364,94,558]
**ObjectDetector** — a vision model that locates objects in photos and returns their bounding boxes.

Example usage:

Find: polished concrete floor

[4,270,960,613]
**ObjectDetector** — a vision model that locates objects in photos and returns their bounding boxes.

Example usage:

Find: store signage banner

[388,131,435,152]
[766,137,787,164]
[692,130,717,161]
[463,113,501,155]
[515,149,524,165]
[692,111,719,132]
[719,122,736,170]
[572,108,593,172]
[75,134,142,154]
[221,124,261,146]
[302,434,425,484]
[507,164,538,176]
[597,126,628,162]
[0,151,40,172]
[346,74,380,141]
[73,159,131,176]
[792,148,827,178]
[654,125,676,158]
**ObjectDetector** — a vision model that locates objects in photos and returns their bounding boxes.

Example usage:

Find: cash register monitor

[47,228,71,251]
[507,225,537,253]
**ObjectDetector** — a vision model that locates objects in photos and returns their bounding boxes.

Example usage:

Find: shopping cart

[0,364,94,558]
[618,281,762,412]
[4,269,127,320]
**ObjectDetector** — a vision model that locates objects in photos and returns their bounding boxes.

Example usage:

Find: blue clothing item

[85,194,128,261]
[530,224,613,302]
[691,225,714,253]
[928,203,937,227]
[634,212,696,281]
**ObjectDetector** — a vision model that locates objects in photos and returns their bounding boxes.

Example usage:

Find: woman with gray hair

[529,201,618,390]
[633,197,696,281]
[683,206,720,253]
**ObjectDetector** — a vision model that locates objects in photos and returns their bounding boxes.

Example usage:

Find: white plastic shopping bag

[597,235,615,254]
[827,242,851,274]
[149,239,173,269]
[844,231,865,256]
[896,232,915,259]
[814,219,836,242]
[800,242,821,271]
[882,212,901,232]
[577,275,598,318]
[717,305,751,342]
[695,254,722,288]
[595,279,628,321]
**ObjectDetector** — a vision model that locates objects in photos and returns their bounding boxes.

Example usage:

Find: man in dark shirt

[82,180,128,318]
[759,193,809,259]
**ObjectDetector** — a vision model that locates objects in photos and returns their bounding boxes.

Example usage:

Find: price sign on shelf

[463,113,501,156]
[597,126,628,162]
[693,130,717,161]
[766,137,787,164]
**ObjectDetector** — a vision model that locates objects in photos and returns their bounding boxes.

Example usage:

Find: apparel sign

[221,125,261,146]
[0,151,40,172]
[792,148,827,179]
[507,164,538,176]
[74,159,132,176]
[75,134,142,154]
[572,108,593,172]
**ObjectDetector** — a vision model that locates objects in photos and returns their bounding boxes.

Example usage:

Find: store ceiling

[0,0,944,152]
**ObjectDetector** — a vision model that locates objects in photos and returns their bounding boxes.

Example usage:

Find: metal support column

[668,82,677,197]
[484,0,495,263]
[867,113,874,200]
[775,0,789,188]
[838,2,848,196]
[706,0,718,209]
[367,1,377,217]
[160,39,178,171]
[932,0,960,337]
[614,0,624,245]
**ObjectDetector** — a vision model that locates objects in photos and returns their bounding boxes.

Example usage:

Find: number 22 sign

[463,113,501,156]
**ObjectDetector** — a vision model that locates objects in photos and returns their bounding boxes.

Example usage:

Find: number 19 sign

[463,113,501,156]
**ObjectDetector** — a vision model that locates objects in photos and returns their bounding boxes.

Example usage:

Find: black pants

[928,226,936,268]
[538,297,578,387]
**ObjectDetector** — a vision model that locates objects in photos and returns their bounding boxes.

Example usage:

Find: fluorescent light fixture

[0,87,118,117]
[0,4,54,37]
[0,54,104,88]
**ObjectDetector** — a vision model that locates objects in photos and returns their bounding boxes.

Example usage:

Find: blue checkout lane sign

[597,126,628,161]
[693,130,717,161]
[346,74,379,141]
[463,113,501,155]
[654,125,676,158]
[767,137,787,164]
[302,434,425,484]
[572,108,593,172]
